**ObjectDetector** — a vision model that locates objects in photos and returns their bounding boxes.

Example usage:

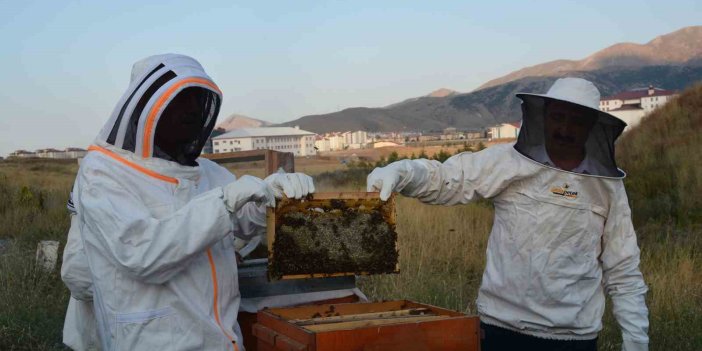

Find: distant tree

[409,152,417,160]
[387,151,399,163]
[375,156,386,168]
[418,149,428,159]
[477,142,486,151]
[455,141,473,155]
[358,160,373,170]
[348,160,370,170]
[434,149,452,163]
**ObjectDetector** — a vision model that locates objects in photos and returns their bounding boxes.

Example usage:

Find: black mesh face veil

[152,87,221,166]
[514,95,627,178]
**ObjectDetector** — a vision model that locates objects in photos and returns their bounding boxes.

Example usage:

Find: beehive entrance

[267,192,398,280]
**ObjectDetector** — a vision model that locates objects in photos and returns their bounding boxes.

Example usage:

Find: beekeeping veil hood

[96,54,222,166]
[514,77,627,178]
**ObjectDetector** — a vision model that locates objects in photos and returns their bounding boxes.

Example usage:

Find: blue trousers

[481,322,598,351]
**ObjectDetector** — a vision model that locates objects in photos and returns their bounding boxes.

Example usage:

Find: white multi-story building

[328,134,346,150]
[315,131,369,152]
[314,136,331,152]
[35,148,68,159]
[64,148,88,159]
[315,134,339,152]
[9,148,87,159]
[8,150,36,158]
[600,85,677,130]
[212,127,317,156]
[343,130,368,148]
[489,122,521,140]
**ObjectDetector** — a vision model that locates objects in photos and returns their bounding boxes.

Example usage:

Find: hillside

[478,26,702,90]
[617,83,702,226]
[280,63,702,133]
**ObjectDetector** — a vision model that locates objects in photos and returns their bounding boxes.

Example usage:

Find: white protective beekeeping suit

[61,54,354,350]
[62,193,100,350]
[368,78,649,351]
[61,54,274,351]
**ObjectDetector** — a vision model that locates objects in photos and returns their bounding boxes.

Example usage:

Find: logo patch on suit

[550,183,578,199]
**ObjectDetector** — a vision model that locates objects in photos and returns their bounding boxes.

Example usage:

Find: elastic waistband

[479,314,598,341]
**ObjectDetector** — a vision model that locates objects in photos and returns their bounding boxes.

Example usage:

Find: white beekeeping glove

[264,172,315,199]
[223,175,275,212]
[367,160,431,201]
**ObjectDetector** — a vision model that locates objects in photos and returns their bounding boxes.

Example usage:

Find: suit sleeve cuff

[622,338,648,351]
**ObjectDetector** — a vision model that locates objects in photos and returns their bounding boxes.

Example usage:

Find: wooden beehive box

[253,300,481,351]
[267,192,398,280]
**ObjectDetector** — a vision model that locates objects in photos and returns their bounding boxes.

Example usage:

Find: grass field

[1,85,700,350]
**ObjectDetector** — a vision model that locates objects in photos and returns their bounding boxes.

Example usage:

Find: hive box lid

[254,300,480,351]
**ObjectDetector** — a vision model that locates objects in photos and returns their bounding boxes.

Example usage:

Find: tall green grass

[357,198,493,314]
[614,83,702,350]
[617,83,702,226]
[0,160,74,350]
[355,199,702,350]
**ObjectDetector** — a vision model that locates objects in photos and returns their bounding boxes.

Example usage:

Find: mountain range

[274,26,702,133]
[478,26,702,90]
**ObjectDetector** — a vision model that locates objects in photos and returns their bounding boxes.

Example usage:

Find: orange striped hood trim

[95,55,222,165]
[87,145,179,185]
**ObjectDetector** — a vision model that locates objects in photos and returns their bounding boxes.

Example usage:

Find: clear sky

[0,0,700,156]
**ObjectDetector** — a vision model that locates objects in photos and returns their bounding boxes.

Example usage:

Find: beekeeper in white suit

[368,78,649,351]
[61,53,314,350]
